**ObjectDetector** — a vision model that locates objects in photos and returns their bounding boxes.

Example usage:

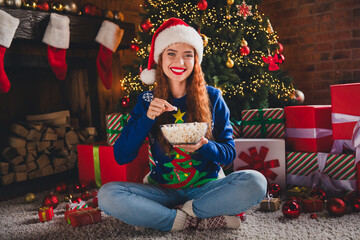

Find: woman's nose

[175,56,184,65]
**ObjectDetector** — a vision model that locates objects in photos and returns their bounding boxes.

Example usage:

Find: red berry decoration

[140,19,153,33]
[197,0,208,10]
[267,183,282,198]
[310,213,317,219]
[326,198,346,217]
[121,97,130,108]
[309,189,327,201]
[351,197,360,212]
[92,197,98,208]
[55,182,67,193]
[43,193,59,208]
[73,182,87,193]
[81,191,91,201]
[282,200,301,219]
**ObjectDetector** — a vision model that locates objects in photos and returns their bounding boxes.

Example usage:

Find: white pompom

[140,69,156,85]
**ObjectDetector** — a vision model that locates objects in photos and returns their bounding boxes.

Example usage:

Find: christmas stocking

[0,10,20,93]
[42,13,70,80]
[95,20,124,89]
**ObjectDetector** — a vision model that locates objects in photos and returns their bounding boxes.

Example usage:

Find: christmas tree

[119,0,296,120]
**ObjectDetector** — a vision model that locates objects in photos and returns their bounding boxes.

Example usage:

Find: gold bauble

[24,193,36,203]
[22,0,37,10]
[241,38,248,46]
[50,2,64,12]
[64,193,73,202]
[226,58,234,68]
[294,90,305,104]
[64,1,78,14]
[227,0,234,5]
[5,0,21,8]
[200,34,208,47]
[147,45,151,53]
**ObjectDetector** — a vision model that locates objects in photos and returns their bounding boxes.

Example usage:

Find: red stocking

[96,45,113,89]
[0,46,10,93]
[47,46,67,80]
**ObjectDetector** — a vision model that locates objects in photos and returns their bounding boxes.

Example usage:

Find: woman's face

[161,42,195,84]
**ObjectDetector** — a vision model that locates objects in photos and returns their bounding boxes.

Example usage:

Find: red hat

[140,18,204,85]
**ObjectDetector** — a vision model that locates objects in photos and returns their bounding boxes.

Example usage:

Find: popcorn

[160,122,208,145]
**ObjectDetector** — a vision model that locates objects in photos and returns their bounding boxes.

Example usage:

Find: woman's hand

[173,137,208,153]
[147,98,177,120]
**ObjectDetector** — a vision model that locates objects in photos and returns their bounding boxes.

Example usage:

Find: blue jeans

[98,170,267,232]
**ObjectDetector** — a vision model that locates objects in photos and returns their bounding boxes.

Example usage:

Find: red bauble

[351,197,360,212]
[81,4,98,16]
[310,213,317,219]
[240,45,250,56]
[72,196,82,204]
[282,200,301,219]
[140,19,153,33]
[92,197,99,208]
[278,43,284,53]
[309,189,327,201]
[73,182,87,193]
[81,191,91,201]
[267,183,282,198]
[43,193,59,208]
[130,43,140,52]
[326,198,346,217]
[37,2,49,11]
[55,182,67,193]
[121,97,130,108]
[91,190,98,198]
[197,0,208,10]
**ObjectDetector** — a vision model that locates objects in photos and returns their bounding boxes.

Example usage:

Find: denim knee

[233,170,267,200]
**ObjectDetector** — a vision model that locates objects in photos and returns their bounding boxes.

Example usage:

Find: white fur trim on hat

[154,24,203,64]
[0,10,20,48]
[140,69,156,85]
[95,20,124,52]
[42,13,70,49]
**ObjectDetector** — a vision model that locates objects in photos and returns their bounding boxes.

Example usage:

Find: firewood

[70,118,80,130]
[85,127,97,136]
[26,110,70,121]
[42,127,58,141]
[79,129,89,139]
[10,123,29,138]
[52,157,67,166]
[68,151,77,165]
[37,141,51,152]
[26,161,37,172]
[26,129,42,141]
[26,141,37,151]
[76,130,86,142]
[54,165,67,174]
[28,169,41,180]
[54,127,66,138]
[28,150,37,157]
[52,139,64,149]
[25,153,35,163]
[41,165,54,176]
[9,136,26,148]
[0,173,14,185]
[0,162,9,175]
[12,164,27,172]
[65,130,79,146]
[9,156,24,166]
[28,122,43,131]
[35,155,50,169]
[15,172,27,182]
[2,147,18,161]
[15,147,27,156]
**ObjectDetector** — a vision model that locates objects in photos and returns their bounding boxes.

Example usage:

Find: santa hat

[140,18,203,85]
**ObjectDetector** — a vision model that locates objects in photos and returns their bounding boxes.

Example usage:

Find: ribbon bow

[265,193,273,209]
[106,114,130,134]
[236,146,280,181]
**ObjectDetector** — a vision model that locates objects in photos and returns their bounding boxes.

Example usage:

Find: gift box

[301,198,323,212]
[230,118,242,138]
[260,196,280,211]
[284,105,333,152]
[78,142,150,187]
[241,108,285,138]
[331,83,360,140]
[286,152,359,195]
[66,201,88,211]
[286,186,310,199]
[38,206,54,222]
[65,207,101,227]
[233,139,286,195]
[105,113,131,146]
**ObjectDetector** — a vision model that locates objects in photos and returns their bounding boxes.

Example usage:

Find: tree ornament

[236,1,253,20]
[43,193,59,208]
[37,1,49,11]
[130,42,139,52]
[22,0,37,10]
[24,193,36,203]
[81,3,98,16]
[276,51,285,64]
[73,182,87,193]
[226,57,234,68]
[309,189,327,201]
[282,200,301,218]
[227,0,234,5]
[277,43,284,53]
[197,0,208,11]
[121,97,130,108]
[5,0,21,8]
[140,19,153,33]
[50,2,64,13]
[55,182,68,193]
[294,89,305,104]
[81,191,91,201]
[326,198,346,217]
[351,197,360,212]
[267,183,281,198]
[310,213,317,219]
[103,10,114,19]
[63,1,78,14]
[267,19,274,34]
[113,11,124,21]
[64,193,73,202]
[262,49,280,71]
[240,38,250,56]
[200,34,208,47]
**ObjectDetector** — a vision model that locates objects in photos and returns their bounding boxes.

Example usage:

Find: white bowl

[160,122,208,145]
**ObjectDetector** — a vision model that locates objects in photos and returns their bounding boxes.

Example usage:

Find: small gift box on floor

[301,198,323,212]
[66,201,88,211]
[260,195,280,211]
[38,206,54,222]
[286,186,310,199]
[105,113,130,146]
[241,108,285,138]
[65,207,101,227]
[284,105,333,152]
[233,139,286,196]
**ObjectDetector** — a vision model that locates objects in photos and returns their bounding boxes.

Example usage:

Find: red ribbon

[236,146,280,181]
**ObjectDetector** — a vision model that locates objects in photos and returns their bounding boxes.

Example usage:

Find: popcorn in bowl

[160,122,208,145]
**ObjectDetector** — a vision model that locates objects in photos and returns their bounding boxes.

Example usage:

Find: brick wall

[261,0,360,104]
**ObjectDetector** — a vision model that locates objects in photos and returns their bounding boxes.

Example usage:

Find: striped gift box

[286,152,358,195]
[105,113,131,146]
[241,108,284,138]
[230,118,242,138]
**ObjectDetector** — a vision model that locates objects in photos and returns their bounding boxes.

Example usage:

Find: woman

[98,18,266,232]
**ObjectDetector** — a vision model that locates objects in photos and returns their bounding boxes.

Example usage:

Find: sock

[171,209,188,231]
[47,45,67,80]
[96,44,113,89]
[0,46,10,92]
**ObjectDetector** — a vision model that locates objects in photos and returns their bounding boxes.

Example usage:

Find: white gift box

[233,139,286,195]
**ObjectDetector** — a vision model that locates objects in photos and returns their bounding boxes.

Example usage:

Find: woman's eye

[168,52,176,56]
[185,54,194,58]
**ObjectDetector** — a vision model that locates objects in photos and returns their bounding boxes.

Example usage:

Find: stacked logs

[0,111,96,185]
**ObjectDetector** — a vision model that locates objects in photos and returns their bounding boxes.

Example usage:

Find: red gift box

[300,198,323,212]
[284,105,333,152]
[331,83,360,140]
[78,142,150,187]
[65,207,101,227]
[38,206,54,222]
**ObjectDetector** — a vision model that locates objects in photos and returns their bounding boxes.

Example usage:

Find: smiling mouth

[170,67,186,75]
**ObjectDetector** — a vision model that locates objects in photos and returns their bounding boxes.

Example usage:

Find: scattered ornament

[282,200,301,219]
[309,189,327,201]
[326,198,346,217]
[267,183,282,198]
[197,0,208,10]
[236,1,253,20]
[294,89,305,104]
[24,193,36,203]
[43,193,59,208]
[81,191,91,201]
[310,213,317,219]
[351,197,360,212]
